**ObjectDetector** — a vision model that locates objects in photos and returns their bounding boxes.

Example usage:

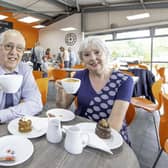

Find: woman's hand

[55,80,75,108]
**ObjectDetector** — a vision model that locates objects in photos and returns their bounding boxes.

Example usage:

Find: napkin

[87,133,113,155]
[62,125,113,155]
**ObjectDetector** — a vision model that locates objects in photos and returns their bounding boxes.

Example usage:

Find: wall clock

[65,33,77,46]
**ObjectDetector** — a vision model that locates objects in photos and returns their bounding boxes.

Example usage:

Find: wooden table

[0,116,140,168]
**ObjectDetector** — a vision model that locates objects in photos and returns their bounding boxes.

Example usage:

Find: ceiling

[0,0,168,26]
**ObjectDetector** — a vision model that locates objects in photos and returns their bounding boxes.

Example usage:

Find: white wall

[39,14,82,57]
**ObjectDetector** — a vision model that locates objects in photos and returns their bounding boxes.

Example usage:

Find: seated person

[41,56,48,78]
[55,37,134,145]
[0,29,43,123]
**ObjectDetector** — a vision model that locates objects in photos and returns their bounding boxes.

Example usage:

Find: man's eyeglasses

[3,44,25,53]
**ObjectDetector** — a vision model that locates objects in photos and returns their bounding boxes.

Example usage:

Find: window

[106,38,151,63]
[87,34,113,41]
[153,36,168,62]
[116,30,150,39]
[155,27,168,36]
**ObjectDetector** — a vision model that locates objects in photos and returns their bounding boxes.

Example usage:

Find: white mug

[64,126,89,154]
[46,118,62,143]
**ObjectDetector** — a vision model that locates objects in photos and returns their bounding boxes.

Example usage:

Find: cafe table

[60,68,84,77]
[0,116,140,168]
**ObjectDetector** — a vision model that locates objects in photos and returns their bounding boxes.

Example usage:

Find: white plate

[8,116,48,139]
[46,108,75,122]
[76,122,123,150]
[0,135,33,166]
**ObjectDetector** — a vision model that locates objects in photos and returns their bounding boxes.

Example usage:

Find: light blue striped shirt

[0,62,43,123]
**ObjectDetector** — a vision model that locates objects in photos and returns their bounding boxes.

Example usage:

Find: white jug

[46,118,62,143]
[64,126,89,154]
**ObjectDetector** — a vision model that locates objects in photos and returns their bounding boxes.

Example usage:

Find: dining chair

[52,69,68,81]
[47,67,55,81]
[157,67,166,83]
[137,64,148,70]
[72,64,85,69]
[152,93,168,168]
[120,70,135,76]
[131,79,163,148]
[125,103,136,126]
[32,70,43,79]
[36,78,49,106]
[155,65,166,83]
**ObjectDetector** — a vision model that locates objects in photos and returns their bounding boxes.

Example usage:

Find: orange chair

[152,93,168,168]
[36,78,49,106]
[72,64,85,69]
[120,70,135,76]
[138,64,148,70]
[155,66,166,83]
[52,69,68,81]
[47,67,55,81]
[32,70,43,79]
[131,79,163,147]
[125,103,136,126]
[157,67,166,83]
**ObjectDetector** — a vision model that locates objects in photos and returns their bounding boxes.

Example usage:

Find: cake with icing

[95,119,111,139]
[18,118,32,133]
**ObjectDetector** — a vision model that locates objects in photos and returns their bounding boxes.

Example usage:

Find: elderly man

[0,29,43,123]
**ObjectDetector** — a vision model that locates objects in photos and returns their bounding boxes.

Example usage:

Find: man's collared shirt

[0,62,43,123]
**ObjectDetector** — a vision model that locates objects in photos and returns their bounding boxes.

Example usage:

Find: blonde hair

[78,37,110,60]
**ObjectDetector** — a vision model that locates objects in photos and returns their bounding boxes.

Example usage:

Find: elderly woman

[56,37,134,144]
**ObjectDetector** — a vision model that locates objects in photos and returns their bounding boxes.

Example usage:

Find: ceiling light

[32,25,46,29]
[0,14,8,20]
[18,16,40,23]
[60,27,77,31]
[126,13,150,20]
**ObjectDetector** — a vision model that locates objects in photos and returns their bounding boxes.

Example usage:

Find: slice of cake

[95,119,111,139]
[18,118,32,133]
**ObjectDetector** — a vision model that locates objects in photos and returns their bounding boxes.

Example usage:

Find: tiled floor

[46,81,168,168]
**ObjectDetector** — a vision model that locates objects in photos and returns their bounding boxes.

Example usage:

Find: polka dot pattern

[80,70,131,144]
[109,82,116,88]
[93,106,100,111]
[100,103,108,109]
[85,71,128,122]
[103,86,110,91]
[94,97,101,102]
[101,94,109,100]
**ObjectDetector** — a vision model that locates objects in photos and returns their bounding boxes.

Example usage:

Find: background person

[31,41,45,71]
[45,48,52,60]
[56,37,134,145]
[59,46,69,68]
[0,29,43,123]
[68,47,77,67]
[41,55,48,78]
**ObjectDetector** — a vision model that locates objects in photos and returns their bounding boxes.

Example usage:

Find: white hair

[0,29,26,47]
[78,37,110,59]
